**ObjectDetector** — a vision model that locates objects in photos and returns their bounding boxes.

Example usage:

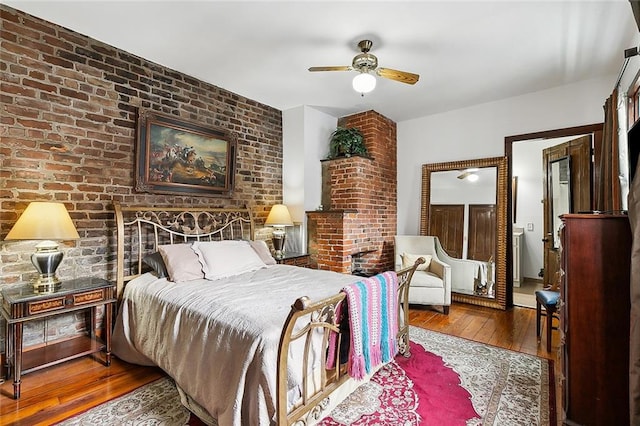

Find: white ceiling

[5,1,639,122]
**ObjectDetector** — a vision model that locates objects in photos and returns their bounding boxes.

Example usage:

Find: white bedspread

[112,265,358,426]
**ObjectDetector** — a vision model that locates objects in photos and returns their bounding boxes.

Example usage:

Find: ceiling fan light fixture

[352,72,376,94]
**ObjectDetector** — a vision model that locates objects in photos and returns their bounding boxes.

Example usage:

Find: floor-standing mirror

[421,156,508,309]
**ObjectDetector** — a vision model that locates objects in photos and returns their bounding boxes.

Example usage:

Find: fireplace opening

[351,249,376,277]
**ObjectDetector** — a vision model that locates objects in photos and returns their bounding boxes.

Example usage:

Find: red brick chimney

[307,110,397,275]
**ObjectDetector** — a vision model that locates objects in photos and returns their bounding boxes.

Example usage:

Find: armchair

[432,237,489,295]
[394,235,451,314]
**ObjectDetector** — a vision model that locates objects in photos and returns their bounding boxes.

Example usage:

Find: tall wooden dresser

[560,213,631,425]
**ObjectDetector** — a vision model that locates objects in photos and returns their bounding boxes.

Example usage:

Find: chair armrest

[430,259,451,284]
[443,258,479,293]
[429,258,445,278]
[430,258,452,304]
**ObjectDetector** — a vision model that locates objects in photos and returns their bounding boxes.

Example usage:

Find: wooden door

[542,135,592,287]
[567,139,592,212]
[429,204,464,258]
[468,204,496,261]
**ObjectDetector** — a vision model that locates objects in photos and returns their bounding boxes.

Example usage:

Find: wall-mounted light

[352,72,376,94]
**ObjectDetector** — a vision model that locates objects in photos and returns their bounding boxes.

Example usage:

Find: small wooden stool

[535,290,560,352]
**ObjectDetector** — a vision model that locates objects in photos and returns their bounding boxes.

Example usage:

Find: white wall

[302,106,337,213]
[282,105,337,250]
[397,74,618,235]
[283,106,305,219]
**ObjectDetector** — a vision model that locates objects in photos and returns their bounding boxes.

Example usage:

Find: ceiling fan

[308,40,420,93]
[457,168,480,181]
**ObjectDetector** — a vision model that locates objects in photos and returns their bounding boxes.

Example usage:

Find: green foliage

[327,127,369,159]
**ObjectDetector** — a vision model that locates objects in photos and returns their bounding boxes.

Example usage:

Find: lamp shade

[265,204,293,227]
[352,73,376,94]
[5,202,80,241]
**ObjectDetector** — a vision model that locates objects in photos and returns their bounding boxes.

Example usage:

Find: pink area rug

[57,327,554,425]
[398,342,479,425]
[319,341,478,425]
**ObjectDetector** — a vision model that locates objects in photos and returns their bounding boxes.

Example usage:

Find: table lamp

[5,202,80,292]
[265,204,293,259]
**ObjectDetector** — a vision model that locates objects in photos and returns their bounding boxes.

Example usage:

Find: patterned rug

[57,326,554,425]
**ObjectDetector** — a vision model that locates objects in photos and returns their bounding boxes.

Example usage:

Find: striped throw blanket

[338,271,399,380]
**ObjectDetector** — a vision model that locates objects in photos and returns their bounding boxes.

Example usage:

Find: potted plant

[327,127,369,159]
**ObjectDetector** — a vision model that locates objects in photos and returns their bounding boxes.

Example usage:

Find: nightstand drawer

[24,289,106,316]
[73,289,106,305]
[27,297,66,315]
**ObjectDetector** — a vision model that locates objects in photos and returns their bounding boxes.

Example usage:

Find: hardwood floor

[410,302,558,359]
[1,303,559,425]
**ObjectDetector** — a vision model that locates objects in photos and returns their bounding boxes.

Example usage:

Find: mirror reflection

[550,156,571,249]
[421,157,507,309]
[429,167,497,297]
[508,127,596,306]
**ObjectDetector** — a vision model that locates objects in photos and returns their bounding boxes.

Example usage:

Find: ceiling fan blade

[308,66,351,72]
[377,67,420,85]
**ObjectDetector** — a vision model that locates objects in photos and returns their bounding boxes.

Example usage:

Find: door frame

[504,123,603,306]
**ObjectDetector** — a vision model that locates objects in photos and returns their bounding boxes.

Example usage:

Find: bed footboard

[276,259,423,426]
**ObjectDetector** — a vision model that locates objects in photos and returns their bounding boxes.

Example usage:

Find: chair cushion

[410,271,444,289]
[535,290,560,306]
[401,252,432,270]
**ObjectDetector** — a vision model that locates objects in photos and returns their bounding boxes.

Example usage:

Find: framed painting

[135,110,236,197]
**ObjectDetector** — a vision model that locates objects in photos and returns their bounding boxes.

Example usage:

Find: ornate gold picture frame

[135,110,236,197]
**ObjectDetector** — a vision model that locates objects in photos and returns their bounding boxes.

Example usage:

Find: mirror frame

[421,156,509,310]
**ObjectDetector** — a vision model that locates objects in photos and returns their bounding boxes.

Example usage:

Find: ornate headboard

[114,202,254,297]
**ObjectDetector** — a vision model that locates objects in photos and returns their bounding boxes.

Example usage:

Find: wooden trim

[504,123,604,145]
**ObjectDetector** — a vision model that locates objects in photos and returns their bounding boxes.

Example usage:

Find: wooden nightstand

[1,277,116,399]
[276,252,311,267]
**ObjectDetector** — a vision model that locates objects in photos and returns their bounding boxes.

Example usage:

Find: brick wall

[308,110,397,275]
[0,6,282,348]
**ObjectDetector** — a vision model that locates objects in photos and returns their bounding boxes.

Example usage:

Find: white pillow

[158,243,204,282]
[192,240,267,280]
[401,252,432,271]
[249,239,277,266]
